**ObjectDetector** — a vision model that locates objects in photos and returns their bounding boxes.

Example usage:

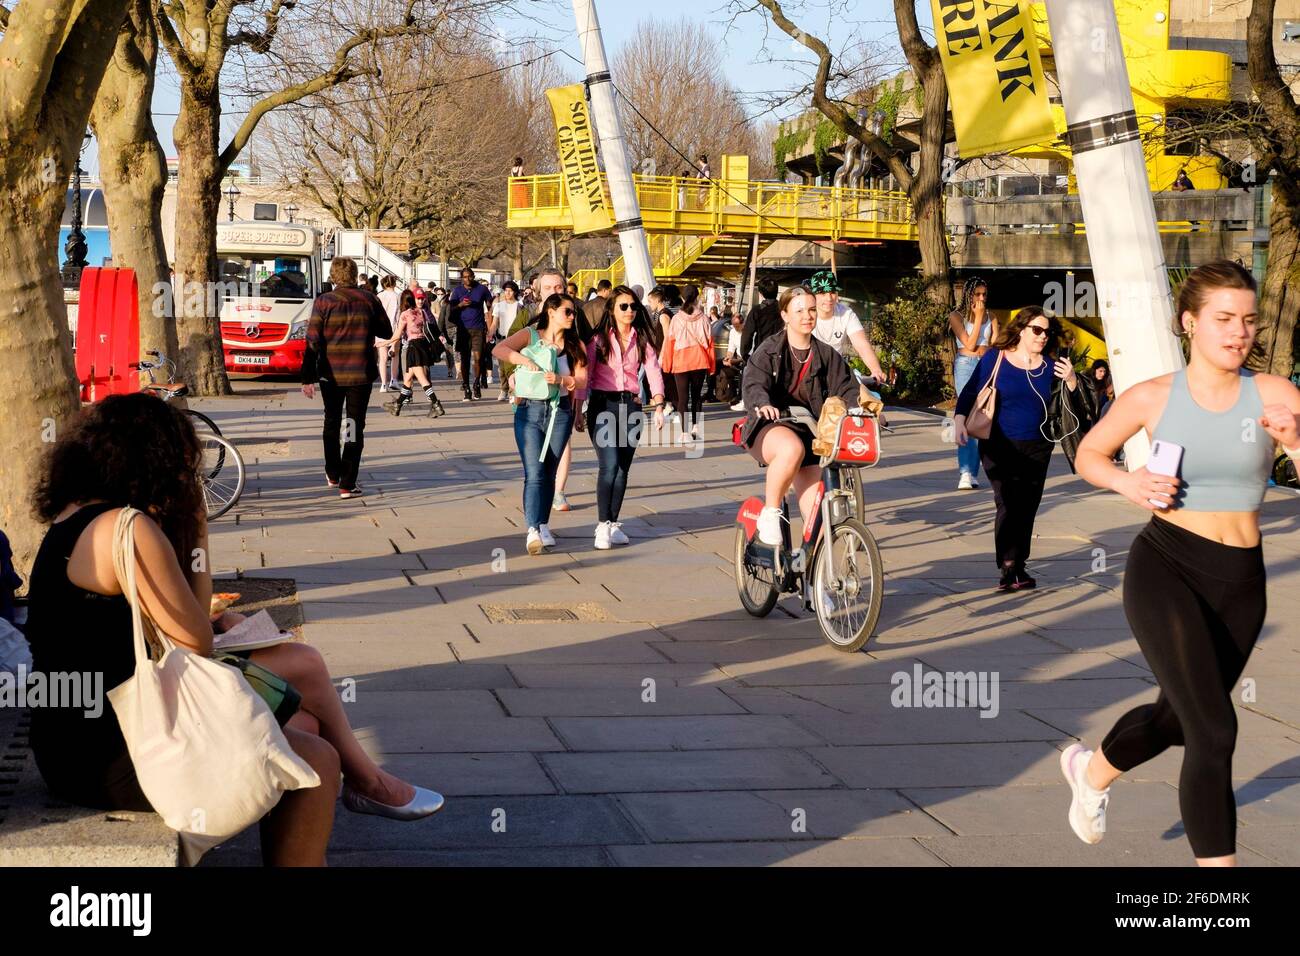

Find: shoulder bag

[108,508,320,865]
[964,350,1004,440]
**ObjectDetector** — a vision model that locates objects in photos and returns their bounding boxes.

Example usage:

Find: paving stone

[605,839,944,867]
[497,686,745,717]
[540,749,839,793]
[550,715,824,750]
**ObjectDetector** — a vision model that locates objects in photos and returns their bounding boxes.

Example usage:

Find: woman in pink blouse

[583,287,666,550]
[662,284,717,439]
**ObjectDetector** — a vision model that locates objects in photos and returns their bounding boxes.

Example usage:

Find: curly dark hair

[33,393,205,585]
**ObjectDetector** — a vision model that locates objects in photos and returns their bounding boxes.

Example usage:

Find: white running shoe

[538,524,556,548]
[526,528,543,555]
[729,401,745,412]
[594,521,612,550]
[958,471,974,490]
[756,506,784,547]
[608,522,629,546]
[1061,743,1109,845]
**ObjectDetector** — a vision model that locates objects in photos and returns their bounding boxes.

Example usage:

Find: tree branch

[0,0,80,130]
[754,0,913,188]
[1247,0,1300,171]
[153,0,199,77]
[893,0,937,77]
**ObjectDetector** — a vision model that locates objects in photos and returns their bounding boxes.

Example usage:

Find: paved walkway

[199,376,1300,866]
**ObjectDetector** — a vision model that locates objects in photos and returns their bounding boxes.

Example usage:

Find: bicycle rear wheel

[734,525,780,617]
[811,517,883,652]
[187,410,225,478]
[199,434,245,520]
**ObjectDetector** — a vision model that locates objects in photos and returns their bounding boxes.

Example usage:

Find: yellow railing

[508,174,917,242]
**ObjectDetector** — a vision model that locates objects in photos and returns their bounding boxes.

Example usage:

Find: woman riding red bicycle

[739,285,861,546]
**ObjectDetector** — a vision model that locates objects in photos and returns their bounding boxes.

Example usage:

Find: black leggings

[674,370,706,428]
[1101,517,1265,858]
[979,427,1053,570]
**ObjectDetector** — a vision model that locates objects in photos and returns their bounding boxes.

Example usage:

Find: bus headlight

[288,320,308,340]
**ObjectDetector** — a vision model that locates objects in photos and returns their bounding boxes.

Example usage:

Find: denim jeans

[587,391,642,522]
[513,397,574,529]
[954,353,982,478]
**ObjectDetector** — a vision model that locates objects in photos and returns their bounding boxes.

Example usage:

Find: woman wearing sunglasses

[581,287,666,550]
[493,293,589,555]
[953,307,1077,591]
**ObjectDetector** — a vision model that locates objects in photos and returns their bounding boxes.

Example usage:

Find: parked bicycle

[132,349,245,520]
[733,394,884,652]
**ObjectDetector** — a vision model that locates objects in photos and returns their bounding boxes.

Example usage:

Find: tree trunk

[90,0,177,361]
[0,171,84,576]
[172,85,233,395]
[912,62,953,310]
[512,235,524,282]
[1252,176,1300,376]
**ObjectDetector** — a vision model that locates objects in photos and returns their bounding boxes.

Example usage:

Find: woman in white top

[492,281,522,402]
[948,278,997,489]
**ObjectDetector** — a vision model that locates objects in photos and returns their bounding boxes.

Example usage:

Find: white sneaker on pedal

[538,524,556,548]
[1061,743,1109,845]
[594,521,612,550]
[608,522,629,546]
[958,471,974,490]
[756,506,784,547]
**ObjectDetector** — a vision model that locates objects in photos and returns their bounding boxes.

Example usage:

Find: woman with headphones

[953,307,1078,591]
[948,278,997,489]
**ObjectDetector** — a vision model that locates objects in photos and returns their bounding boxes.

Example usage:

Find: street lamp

[62,130,93,286]
[225,180,241,222]
[284,202,298,223]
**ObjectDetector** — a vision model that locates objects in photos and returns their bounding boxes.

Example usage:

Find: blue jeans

[514,397,574,529]
[587,391,642,522]
[954,354,982,478]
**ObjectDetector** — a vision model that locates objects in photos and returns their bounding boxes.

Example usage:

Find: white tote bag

[108,508,320,865]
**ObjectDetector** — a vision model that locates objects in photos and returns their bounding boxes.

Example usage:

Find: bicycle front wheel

[811,517,883,652]
[840,466,866,520]
[735,525,779,618]
[199,434,245,520]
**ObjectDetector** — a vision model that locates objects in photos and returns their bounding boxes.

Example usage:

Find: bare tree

[743,0,952,307]
[153,0,501,394]
[91,0,177,363]
[613,18,771,179]
[0,0,131,573]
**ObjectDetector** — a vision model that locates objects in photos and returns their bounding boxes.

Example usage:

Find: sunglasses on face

[559,308,575,316]
[1026,324,1050,337]
[616,302,636,312]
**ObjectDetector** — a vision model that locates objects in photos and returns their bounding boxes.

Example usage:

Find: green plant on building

[872,276,950,403]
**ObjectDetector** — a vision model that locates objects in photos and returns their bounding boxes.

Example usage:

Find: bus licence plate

[235,353,271,365]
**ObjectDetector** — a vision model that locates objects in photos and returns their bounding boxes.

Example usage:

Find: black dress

[26,503,152,811]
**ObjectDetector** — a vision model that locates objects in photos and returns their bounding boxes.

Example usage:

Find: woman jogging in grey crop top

[1065,260,1300,867]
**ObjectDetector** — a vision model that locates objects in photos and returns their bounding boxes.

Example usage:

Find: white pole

[1044,0,1185,469]
[572,0,655,298]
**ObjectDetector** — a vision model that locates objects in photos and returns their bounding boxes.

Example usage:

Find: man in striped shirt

[301,257,393,499]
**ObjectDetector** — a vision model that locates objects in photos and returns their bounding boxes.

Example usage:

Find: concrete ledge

[0,710,179,867]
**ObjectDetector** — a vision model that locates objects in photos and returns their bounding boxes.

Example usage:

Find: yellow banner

[546,84,611,235]
[930,0,1056,158]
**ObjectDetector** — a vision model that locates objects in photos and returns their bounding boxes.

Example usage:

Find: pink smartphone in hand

[1146,439,1183,509]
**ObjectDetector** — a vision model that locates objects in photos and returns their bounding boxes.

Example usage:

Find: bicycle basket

[832,414,881,467]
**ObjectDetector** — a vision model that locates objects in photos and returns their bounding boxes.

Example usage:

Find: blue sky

[86,0,935,175]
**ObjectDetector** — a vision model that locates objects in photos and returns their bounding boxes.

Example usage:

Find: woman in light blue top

[1065,260,1300,867]
[948,278,996,489]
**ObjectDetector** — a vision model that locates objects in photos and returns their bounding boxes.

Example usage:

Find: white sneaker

[594,521,612,550]
[608,522,629,546]
[756,506,784,547]
[729,401,745,412]
[1061,743,1109,845]
[538,524,556,548]
[526,528,543,555]
[690,423,703,440]
[958,471,974,490]
[487,371,494,385]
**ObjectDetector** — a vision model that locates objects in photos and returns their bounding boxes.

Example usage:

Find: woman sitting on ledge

[25,393,441,866]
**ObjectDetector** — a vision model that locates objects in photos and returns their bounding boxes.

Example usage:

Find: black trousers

[320,380,371,491]
[673,369,707,427]
[979,426,1052,570]
[1101,517,1265,858]
[458,328,486,390]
